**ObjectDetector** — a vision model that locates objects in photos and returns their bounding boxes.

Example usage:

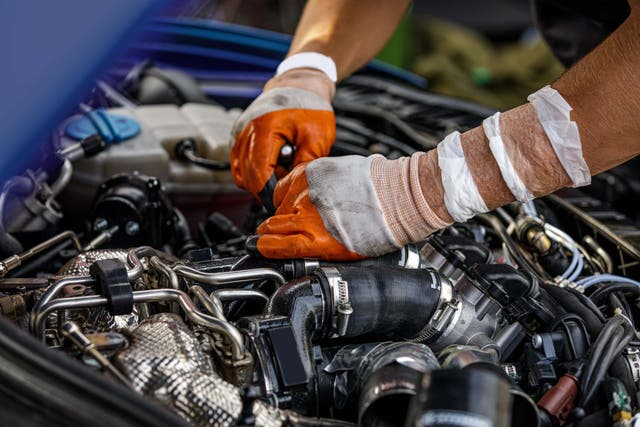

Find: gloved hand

[250,152,451,260]
[229,69,336,201]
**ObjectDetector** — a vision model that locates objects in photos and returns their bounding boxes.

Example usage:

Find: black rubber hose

[589,283,640,305]
[541,282,604,337]
[319,266,442,339]
[268,266,443,341]
[172,208,198,256]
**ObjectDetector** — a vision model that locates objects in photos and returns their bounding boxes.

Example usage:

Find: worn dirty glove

[250,152,451,260]
[229,69,336,202]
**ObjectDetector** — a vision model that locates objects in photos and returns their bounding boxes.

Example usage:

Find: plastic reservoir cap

[65,108,140,143]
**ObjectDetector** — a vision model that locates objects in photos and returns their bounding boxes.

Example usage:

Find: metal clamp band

[319,267,352,338]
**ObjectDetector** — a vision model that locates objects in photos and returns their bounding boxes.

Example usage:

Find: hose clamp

[624,347,640,384]
[320,267,353,338]
[411,273,459,343]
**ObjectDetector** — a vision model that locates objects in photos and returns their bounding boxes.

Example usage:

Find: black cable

[183,149,230,170]
[579,315,634,407]
[589,283,640,305]
[333,99,436,150]
[175,139,230,170]
[582,323,633,406]
[566,287,606,323]
[581,316,626,395]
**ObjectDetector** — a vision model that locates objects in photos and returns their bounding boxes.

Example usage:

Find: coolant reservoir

[59,104,250,223]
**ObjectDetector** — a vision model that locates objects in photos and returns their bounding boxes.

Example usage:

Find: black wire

[565,286,606,323]
[183,150,230,170]
[580,315,634,406]
[333,99,436,150]
[582,323,634,406]
[589,283,640,305]
[581,316,626,396]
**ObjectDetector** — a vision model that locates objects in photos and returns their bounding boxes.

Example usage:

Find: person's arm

[252,6,640,260]
[287,0,412,80]
[229,1,410,201]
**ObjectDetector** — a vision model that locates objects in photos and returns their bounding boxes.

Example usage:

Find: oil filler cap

[89,258,133,315]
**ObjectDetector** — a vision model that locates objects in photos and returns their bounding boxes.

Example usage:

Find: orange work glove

[251,152,452,260]
[252,162,365,261]
[229,69,336,202]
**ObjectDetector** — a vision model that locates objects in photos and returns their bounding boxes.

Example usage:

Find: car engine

[1,59,640,427]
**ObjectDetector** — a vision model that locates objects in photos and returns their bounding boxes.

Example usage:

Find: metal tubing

[29,275,94,332]
[33,288,245,361]
[213,289,269,307]
[0,230,83,277]
[189,285,225,320]
[173,264,285,288]
[149,256,179,290]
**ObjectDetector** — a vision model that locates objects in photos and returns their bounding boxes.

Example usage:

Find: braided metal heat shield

[115,313,242,426]
[58,249,130,276]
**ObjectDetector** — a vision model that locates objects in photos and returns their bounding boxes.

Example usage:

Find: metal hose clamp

[410,272,459,343]
[319,267,353,338]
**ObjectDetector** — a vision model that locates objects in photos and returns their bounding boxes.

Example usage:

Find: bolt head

[93,218,108,232]
[125,221,140,236]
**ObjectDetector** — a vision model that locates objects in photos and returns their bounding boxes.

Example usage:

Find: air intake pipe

[267,265,444,342]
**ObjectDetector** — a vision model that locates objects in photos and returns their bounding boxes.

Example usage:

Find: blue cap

[65,108,140,143]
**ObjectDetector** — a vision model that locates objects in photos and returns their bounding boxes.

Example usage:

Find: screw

[125,221,140,236]
[93,218,108,232]
[531,334,543,349]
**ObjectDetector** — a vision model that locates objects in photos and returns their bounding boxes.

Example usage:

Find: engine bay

[1,54,640,427]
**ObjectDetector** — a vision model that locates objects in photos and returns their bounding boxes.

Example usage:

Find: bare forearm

[418,6,640,220]
[288,0,411,80]
[553,5,640,174]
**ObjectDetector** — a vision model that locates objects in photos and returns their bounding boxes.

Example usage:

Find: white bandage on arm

[276,52,338,82]
[437,131,489,223]
[483,112,534,202]
[527,86,591,188]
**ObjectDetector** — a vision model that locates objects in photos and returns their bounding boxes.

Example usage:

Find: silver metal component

[115,313,242,426]
[30,275,94,332]
[190,285,225,319]
[336,302,353,337]
[58,249,129,276]
[212,289,269,316]
[410,274,457,343]
[321,267,352,338]
[93,218,108,233]
[420,243,465,284]
[583,235,614,274]
[302,259,321,274]
[49,159,74,198]
[125,221,140,236]
[532,334,543,349]
[213,289,270,306]
[503,363,520,382]
[83,225,119,251]
[624,347,640,384]
[61,321,131,386]
[0,230,83,277]
[400,244,422,269]
[126,246,174,281]
[149,256,179,290]
[412,273,501,353]
[32,288,247,361]
[173,264,285,288]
